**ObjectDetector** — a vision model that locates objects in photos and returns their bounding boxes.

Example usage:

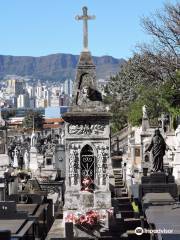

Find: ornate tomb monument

[29,120,38,172]
[63,7,113,214]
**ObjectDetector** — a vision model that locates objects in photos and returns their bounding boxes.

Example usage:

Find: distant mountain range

[0,53,125,82]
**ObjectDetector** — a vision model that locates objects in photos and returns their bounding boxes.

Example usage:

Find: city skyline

[0,0,177,59]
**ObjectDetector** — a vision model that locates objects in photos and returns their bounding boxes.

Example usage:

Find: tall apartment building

[7,79,24,96]
[63,79,73,97]
[17,93,30,108]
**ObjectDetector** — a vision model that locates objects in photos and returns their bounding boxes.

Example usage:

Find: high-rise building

[17,93,30,108]
[36,97,49,108]
[43,89,50,107]
[26,85,36,98]
[60,94,70,106]
[50,96,60,107]
[36,83,43,98]
[63,79,73,97]
[7,79,24,96]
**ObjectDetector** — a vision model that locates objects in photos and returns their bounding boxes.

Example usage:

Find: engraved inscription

[68,123,105,135]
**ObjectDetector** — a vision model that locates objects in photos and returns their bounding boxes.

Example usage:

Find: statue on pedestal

[142,105,148,119]
[24,150,29,169]
[13,147,19,168]
[31,131,37,148]
[145,129,167,172]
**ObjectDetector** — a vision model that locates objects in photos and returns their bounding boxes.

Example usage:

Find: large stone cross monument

[63,7,112,212]
[75,6,95,52]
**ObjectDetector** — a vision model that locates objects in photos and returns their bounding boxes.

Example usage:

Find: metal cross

[75,6,95,52]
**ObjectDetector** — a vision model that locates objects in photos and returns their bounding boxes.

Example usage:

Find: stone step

[118,211,134,219]
[121,189,128,193]
[115,184,124,187]
[114,173,123,176]
[114,181,124,184]
[114,182,124,187]
[118,204,133,211]
[114,178,123,181]
[114,176,123,180]
[121,193,128,197]
[113,197,131,204]
[114,182,124,185]
[114,184,125,188]
[113,169,122,172]
[100,228,114,237]
[114,188,123,197]
[114,174,123,177]
[114,172,123,175]
[114,187,125,190]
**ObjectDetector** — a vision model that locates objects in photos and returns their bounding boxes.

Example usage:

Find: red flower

[65,213,77,223]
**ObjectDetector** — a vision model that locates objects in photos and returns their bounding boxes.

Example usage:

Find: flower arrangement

[81,176,93,192]
[65,208,113,228]
[77,210,99,226]
[65,210,100,227]
[65,213,78,223]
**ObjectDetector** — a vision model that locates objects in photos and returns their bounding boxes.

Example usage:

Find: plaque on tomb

[68,123,106,135]
[135,148,140,157]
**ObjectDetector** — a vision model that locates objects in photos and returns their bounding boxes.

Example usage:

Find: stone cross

[75,6,95,52]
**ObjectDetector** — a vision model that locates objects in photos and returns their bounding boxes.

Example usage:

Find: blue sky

[0,0,177,59]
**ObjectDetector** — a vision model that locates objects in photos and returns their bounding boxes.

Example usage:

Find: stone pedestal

[142,117,150,132]
[29,147,38,171]
[13,155,18,168]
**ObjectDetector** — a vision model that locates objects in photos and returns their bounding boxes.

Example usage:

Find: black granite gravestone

[139,172,178,201]
[0,230,11,240]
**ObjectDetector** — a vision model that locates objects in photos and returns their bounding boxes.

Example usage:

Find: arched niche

[80,144,95,192]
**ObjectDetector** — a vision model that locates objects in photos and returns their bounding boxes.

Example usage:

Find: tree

[105,53,163,132]
[139,2,180,82]
[23,111,44,130]
[105,2,179,132]
[128,86,162,126]
[128,71,180,127]
[2,109,16,120]
[158,70,180,128]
